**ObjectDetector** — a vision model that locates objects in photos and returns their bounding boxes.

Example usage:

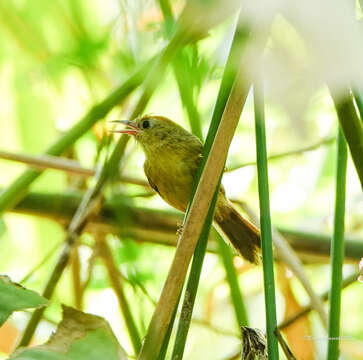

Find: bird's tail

[215,202,261,264]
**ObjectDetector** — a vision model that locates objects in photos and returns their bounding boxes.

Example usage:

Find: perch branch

[8,190,363,261]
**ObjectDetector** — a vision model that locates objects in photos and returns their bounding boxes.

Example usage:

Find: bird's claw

[176,222,184,236]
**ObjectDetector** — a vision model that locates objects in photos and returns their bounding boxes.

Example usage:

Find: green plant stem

[254,75,279,359]
[157,295,180,360]
[0,61,151,213]
[216,231,248,326]
[20,241,62,284]
[158,0,202,140]
[171,186,219,360]
[99,240,142,353]
[330,90,363,190]
[173,53,203,139]
[327,128,347,360]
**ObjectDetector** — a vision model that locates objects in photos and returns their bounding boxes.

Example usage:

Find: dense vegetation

[0,1,362,359]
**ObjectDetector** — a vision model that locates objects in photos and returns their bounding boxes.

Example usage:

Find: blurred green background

[0,1,362,359]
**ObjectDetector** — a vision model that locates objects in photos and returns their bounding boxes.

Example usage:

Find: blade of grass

[216,230,249,326]
[254,74,279,359]
[329,89,363,190]
[327,127,347,360]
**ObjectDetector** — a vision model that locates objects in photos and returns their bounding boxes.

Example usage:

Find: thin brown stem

[0,149,149,186]
[275,330,297,360]
[226,136,335,172]
[79,247,97,301]
[98,239,142,354]
[71,246,82,309]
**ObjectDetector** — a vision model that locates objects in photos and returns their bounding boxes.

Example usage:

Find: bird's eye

[142,120,150,129]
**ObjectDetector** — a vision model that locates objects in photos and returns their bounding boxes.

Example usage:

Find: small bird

[112,115,261,263]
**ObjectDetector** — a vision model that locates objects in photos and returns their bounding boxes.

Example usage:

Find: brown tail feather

[215,203,261,264]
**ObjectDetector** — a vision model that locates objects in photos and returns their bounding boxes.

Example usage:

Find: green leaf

[116,239,141,264]
[0,275,47,326]
[11,306,127,360]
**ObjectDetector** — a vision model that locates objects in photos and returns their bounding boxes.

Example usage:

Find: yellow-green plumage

[119,115,261,263]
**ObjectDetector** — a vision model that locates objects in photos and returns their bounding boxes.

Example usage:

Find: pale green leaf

[0,275,47,326]
[11,306,128,360]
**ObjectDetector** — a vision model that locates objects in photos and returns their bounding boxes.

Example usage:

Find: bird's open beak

[109,120,139,136]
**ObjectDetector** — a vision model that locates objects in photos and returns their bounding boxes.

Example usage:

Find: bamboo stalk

[327,128,347,360]
[137,64,250,360]
[254,74,279,359]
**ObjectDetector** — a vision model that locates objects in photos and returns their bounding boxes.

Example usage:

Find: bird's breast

[144,152,199,212]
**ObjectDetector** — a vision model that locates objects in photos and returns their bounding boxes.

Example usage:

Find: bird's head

[110,115,202,156]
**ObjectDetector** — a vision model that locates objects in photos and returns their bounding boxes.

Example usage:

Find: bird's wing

[144,161,160,195]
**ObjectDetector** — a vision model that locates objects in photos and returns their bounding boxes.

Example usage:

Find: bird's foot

[176,222,184,236]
